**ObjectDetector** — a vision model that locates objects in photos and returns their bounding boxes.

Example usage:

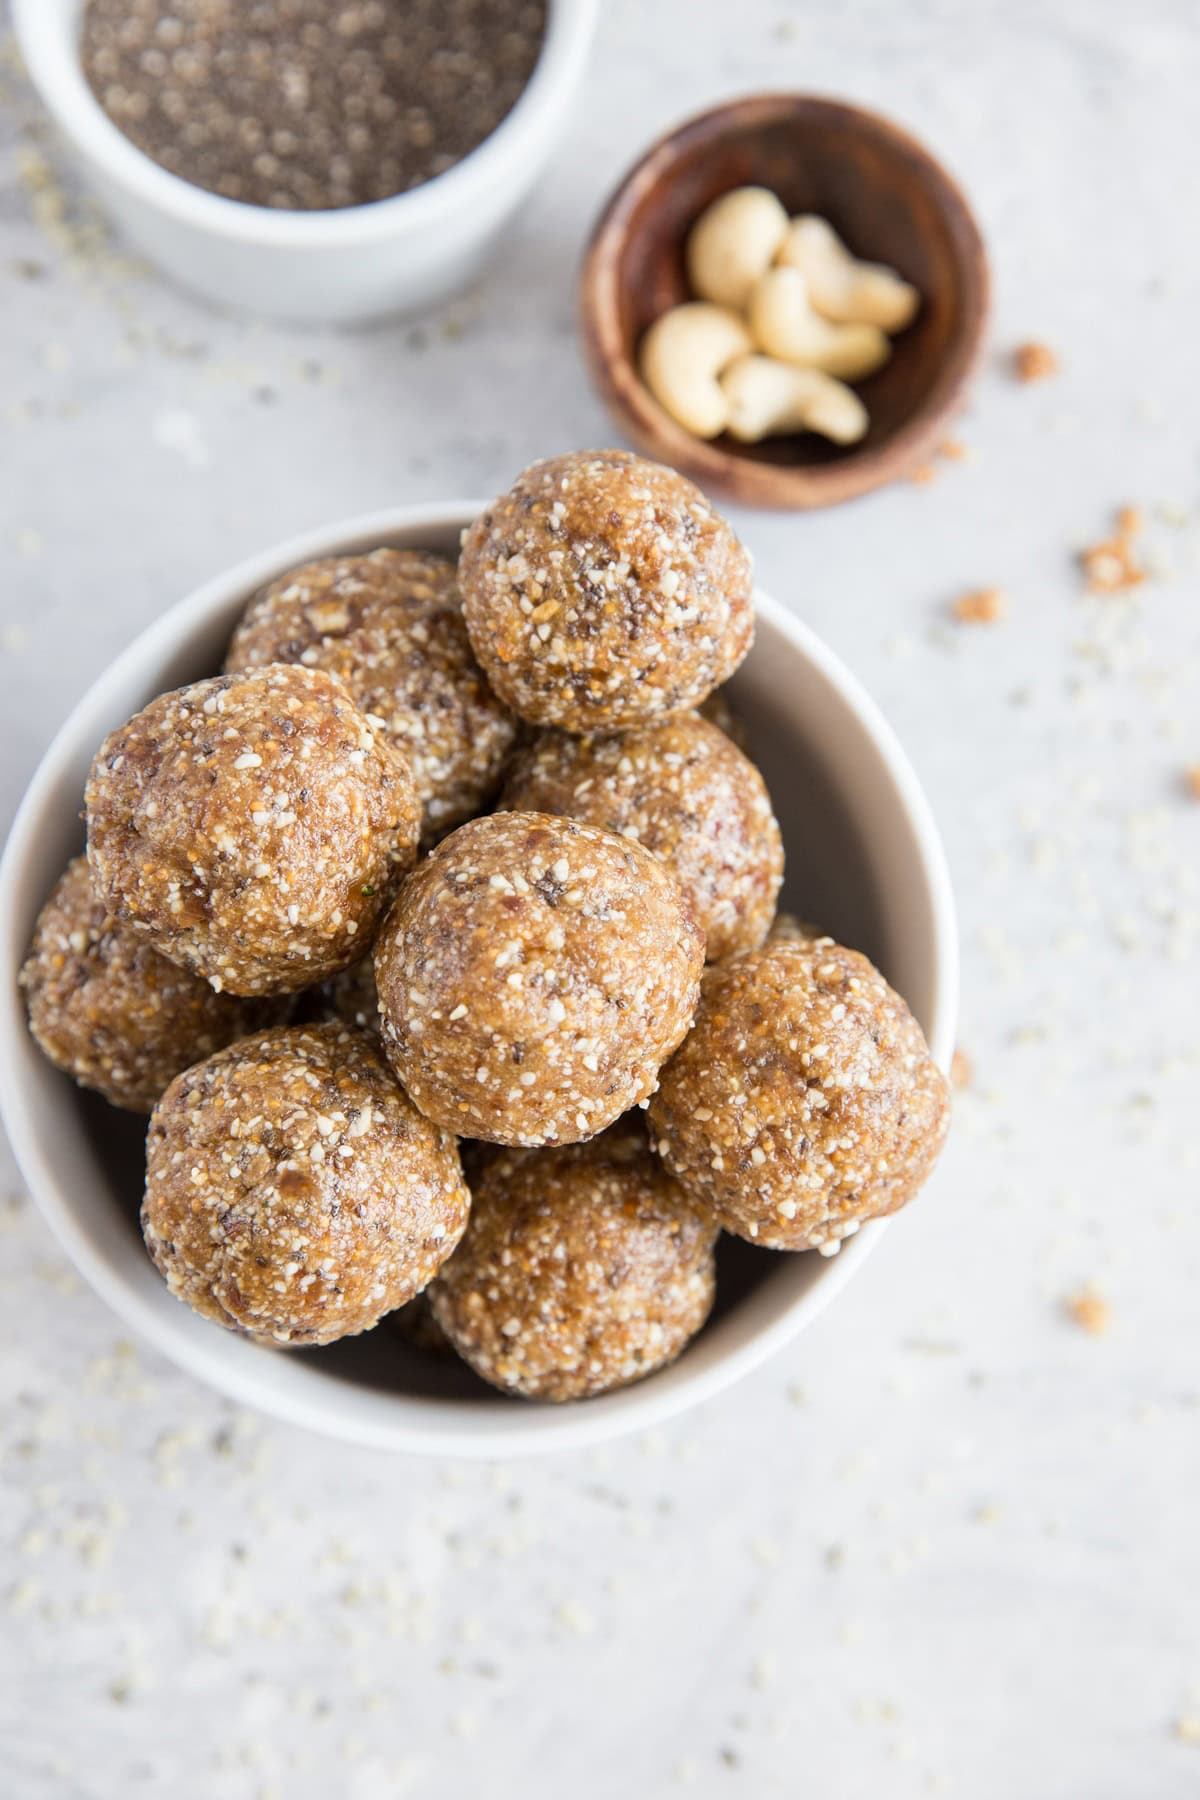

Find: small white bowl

[11,0,598,325]
[0,502,957,1457]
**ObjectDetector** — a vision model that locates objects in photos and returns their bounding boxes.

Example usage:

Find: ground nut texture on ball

[374,811,704,1146]
[20,857,281,1113]
[430,1121,718,1401]
[225,549,516,837]
[502,713,783,961]
[86,664,420,997]
[459,451,754,732]
[650,939,949,1254]
[142,1023,469,1346]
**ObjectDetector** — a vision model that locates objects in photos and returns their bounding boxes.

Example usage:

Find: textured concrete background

[2,2,1199,1796]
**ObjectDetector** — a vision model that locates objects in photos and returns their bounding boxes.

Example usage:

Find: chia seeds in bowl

[80,0,549,212]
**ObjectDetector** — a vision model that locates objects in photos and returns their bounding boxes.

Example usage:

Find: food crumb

[950,1048,974,1089]
[1080,508,1146,593]
[1013,341,1058,382]
[952,587,1006,625]
[1183,766,1200,801]
[1174,1715,1200,1745]
[937,437,975,463]
[1064,1286,1111,1336]
[909,462,938,487]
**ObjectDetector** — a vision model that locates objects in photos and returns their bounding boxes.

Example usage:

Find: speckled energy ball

[501,713,782,961]
[430,1121,718,1400]
[225,548,517,837]
[142,1022,469,1345]
[374,811,704,1145]
[20,856,282,1113]
[86,664,420,996]
[649,938,949,1254]
[459,450,754,732]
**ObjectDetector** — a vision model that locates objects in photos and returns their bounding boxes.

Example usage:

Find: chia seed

[80,0,549,212]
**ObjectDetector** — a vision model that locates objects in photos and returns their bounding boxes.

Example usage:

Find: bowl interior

[0,506,954,1453]
[585,95,987,489]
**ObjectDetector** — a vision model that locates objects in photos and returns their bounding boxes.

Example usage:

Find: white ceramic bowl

[0,502,957,1457]
[11,0,598,324]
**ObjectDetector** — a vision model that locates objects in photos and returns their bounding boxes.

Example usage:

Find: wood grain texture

[580,94,990,509]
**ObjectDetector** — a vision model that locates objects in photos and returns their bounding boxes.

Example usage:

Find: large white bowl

[11,0,599,324]
[0,503,957,1457]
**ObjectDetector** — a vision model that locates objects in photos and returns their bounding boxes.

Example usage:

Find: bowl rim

[0,500,957,1458]
[10,0,599,248]
[579,91,991,509]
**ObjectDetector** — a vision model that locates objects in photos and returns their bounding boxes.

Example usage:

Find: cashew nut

[720,354,868,445]
[776,215,919,333]
[686,186,789,311]
[748,267,891,381]
[639,302,753,438]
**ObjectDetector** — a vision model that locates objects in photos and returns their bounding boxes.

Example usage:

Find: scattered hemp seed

[1013,341,1059,382]
[1064,1287,1111,1337]
[952,587,1006,625]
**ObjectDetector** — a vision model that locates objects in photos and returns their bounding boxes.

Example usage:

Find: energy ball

[374,810,704,1146]
[650,938,949,1255]
[225,548,517,838]
[459,450,754,732]
[142,1022,469,1346]
[86,664,420,997]
[20,856,280,1113]
[501,713,783,961]
[430,1121,717,1401]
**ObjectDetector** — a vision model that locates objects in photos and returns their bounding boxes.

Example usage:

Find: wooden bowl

[579,94,990,509]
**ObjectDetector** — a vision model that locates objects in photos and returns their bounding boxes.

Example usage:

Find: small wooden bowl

[580,94,990,509]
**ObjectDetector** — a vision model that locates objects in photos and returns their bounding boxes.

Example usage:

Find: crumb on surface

[1013,341,1058,382]
[950,1048,973,1090]
[952,587,1006,625]
[937,437,974,463]
[1064,1287,1111,1336]
[1080,508,1147,594]
[1184,765,1200,801]
[909,462,938,487]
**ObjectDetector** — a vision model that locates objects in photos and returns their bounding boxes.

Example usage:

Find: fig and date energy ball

[650,938,950,1255]
[142,1022,469,1346]
[86,664,421,997]
[225,548,517,837]
[374,811,704,1146]
[430,1121,718,1401]
[501,712,783,961]
[20,856,280,1114]
[459,450,754,733]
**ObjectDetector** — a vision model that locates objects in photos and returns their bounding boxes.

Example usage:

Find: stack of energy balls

[21,451,949,1404]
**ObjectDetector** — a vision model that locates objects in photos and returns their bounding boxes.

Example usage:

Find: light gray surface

[2,2,1199,1795]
